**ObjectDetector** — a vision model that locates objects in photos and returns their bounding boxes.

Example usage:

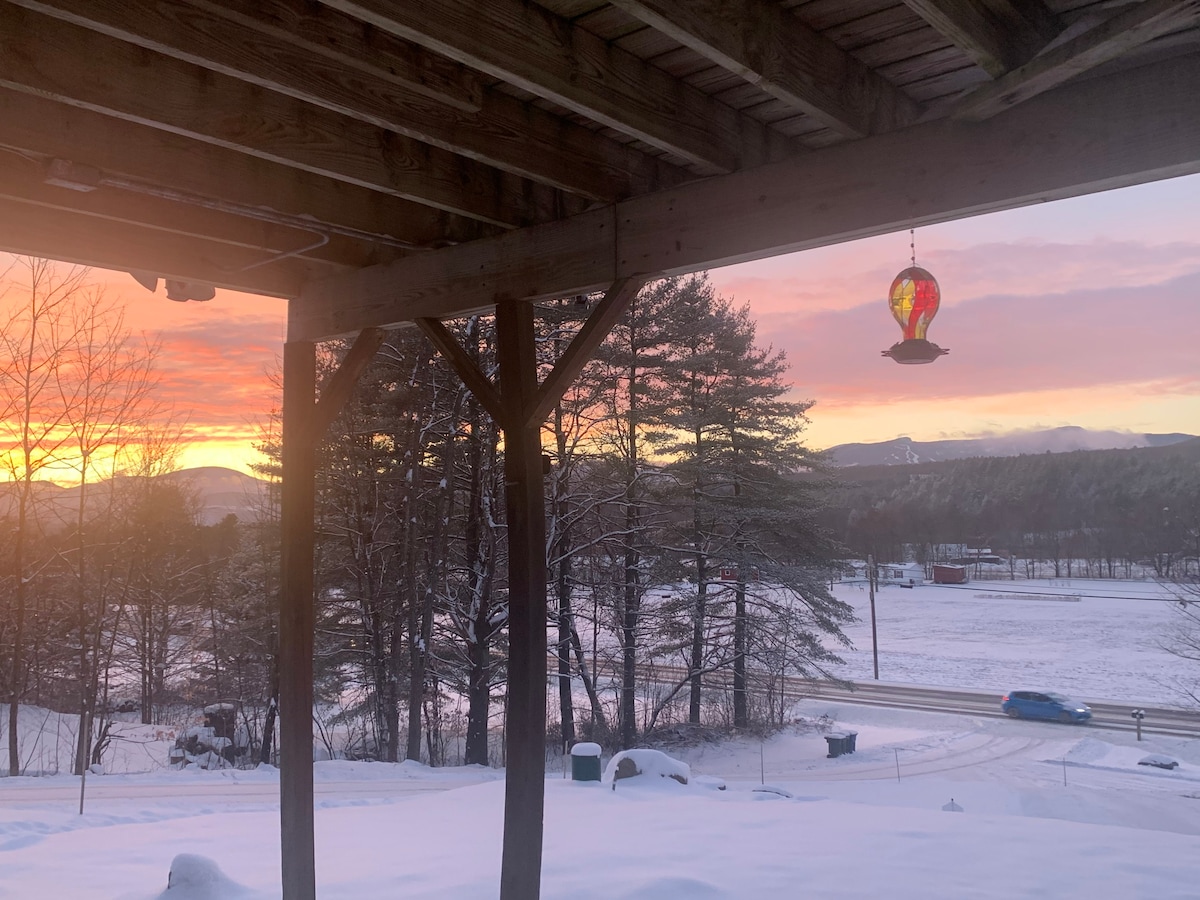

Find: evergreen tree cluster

[824,440,1200,579]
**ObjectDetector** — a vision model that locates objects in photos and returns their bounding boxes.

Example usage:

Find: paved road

[790,679,1200,738]
[623,661,1200,738]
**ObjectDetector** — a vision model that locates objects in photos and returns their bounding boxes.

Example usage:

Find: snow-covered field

[2,577,1198,898]
[833,577,1191,705]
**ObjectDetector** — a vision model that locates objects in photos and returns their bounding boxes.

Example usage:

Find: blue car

[1001,691,1092,724]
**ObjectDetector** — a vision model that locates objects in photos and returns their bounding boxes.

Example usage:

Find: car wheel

[1006,707,1020,718]
[1058,711,1073,724]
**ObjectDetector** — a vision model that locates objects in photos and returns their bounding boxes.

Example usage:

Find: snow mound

[156,854,252,899]
[1063,737,1112,765]
[604,749,690,785]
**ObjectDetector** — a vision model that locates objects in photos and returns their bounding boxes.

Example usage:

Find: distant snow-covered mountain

[159,466,271,525]
[0,466,271,527]
[826,426,1197,467]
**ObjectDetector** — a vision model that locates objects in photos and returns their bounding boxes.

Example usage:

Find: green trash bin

[570,742,602,781]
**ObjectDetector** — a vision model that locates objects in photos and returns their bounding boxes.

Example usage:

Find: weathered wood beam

[279,328,388,897]
[11,0,678,202]
[904,0,1061,77]
[310,327,388,440]
[278,340,317,900]
[0,195,314,298]
[611,0,921,137]
[493,297,548,900]
[0,152,398,271]
[322,0,794,175]
[292,53,1200,339]
[414,318,506,425]
[526,277,647,428]
[0,5,556,228]
[199,0,481,113]
[954,0,1200,120]
[0,90,496,251]
[11,0,480,112]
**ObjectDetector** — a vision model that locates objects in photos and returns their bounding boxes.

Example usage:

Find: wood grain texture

[493,297,548,900]
[278,340,317,900]
[903,0,1061,76]
[0,195,311,297]
[953,0,1200,120]
[310,328,387,440]
[294,53,1200,338]
[414,318,506,425]
[0,90,496,250]
[612,0,922,137]
[10,0,678,201]
[323,0,795,174]
[0,90,496,254]
[0,5,549,227]
[0,151,378,270]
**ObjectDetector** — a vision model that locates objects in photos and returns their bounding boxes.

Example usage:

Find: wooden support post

[495,297,549,900]
[414,283,646,899]
[279,339,317,900]
[277,329,383,898]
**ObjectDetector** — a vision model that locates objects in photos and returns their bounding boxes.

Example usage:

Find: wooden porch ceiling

[2,0,1198,335]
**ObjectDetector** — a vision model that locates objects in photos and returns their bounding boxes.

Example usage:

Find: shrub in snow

[170,705,252,770]
[603,749,690,785]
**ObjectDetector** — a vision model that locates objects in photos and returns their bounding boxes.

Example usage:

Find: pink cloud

[754,271,1200,406]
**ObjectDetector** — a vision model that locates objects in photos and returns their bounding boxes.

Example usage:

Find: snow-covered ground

[832,578,1191,704]
[3,706,1199,899]
[2,577,1198,898]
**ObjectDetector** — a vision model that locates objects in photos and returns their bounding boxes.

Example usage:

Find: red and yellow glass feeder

[882,265,949,364]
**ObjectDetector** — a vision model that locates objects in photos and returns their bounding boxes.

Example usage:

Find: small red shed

[932,564,968,584]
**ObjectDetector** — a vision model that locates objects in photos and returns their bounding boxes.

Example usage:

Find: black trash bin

[844,731,857,753]
[570,742,602,781]
[824,732,848,758]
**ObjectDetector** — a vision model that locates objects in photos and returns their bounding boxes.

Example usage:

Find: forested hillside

[823,439,1200,577]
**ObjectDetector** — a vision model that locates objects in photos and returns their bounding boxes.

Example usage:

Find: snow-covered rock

[603,749,690,785]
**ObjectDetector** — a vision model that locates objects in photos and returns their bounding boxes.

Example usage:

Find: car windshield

[1044,692,1071,704]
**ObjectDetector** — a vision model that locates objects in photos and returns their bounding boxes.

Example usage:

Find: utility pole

[868,554,879,680]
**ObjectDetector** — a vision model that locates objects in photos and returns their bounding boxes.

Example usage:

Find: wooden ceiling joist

[0,195,317,298]
[292,52,1200,340]
[0,152,391,272]
[903,0,1062,77]
[0,90,498,258]
[11,0,679,202]
[0,4,567,228]
[321,0,795,174]
[610,0,922,137]
[953,0,1200,120]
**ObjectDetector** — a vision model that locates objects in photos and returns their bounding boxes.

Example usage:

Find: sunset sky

[6,172,1199,477]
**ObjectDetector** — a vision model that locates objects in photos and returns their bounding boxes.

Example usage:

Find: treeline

[824,440,1200,578]
[1,270,851,774]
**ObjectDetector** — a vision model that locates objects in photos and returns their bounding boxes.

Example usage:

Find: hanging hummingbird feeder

[882,232,949,364]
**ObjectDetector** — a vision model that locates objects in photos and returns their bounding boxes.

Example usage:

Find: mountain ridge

[0,466,270,526]
[825,426,1197,467]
